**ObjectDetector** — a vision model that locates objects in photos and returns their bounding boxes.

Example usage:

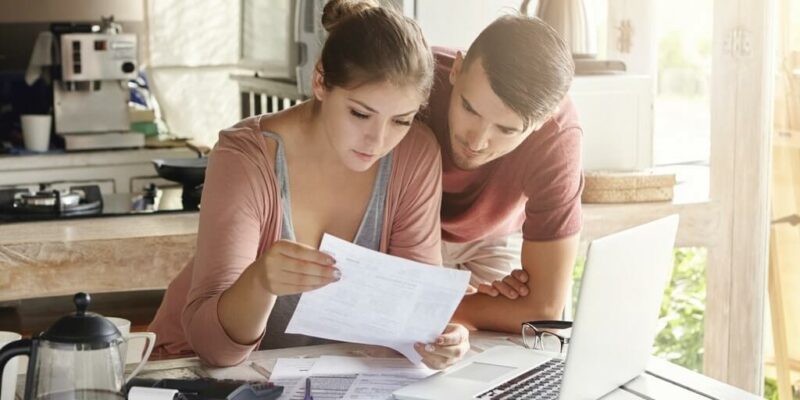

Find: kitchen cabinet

[569,74,654,171]
[0,148,196,194]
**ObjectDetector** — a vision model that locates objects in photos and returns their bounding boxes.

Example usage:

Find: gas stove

[0,183,194,223]
[0,184,103,220]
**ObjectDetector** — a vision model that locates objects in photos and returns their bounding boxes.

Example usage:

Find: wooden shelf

[581,163,715,248]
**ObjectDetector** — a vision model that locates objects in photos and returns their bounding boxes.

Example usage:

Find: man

[420,14,583,334]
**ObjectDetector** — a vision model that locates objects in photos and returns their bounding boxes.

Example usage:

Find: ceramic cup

[105,317,155,367]
[20,114,52,152]
[0,331,22,400]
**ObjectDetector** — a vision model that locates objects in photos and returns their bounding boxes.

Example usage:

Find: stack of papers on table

[286,234,471,364]
[260,356,436,400]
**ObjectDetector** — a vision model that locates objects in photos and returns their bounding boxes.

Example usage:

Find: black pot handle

[0,339,33,395]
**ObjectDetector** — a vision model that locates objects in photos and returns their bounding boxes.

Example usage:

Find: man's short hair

[463,15,575,130]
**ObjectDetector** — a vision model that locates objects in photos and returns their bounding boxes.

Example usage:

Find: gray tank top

[259,131,392,349]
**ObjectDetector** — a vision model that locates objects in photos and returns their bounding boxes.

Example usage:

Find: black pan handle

[186,141,210,158]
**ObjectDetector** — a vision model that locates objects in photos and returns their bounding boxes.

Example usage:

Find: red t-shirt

[420,47,584,243]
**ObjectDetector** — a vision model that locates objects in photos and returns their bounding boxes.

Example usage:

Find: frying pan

[152,141,210,210]
[152,141,210,187]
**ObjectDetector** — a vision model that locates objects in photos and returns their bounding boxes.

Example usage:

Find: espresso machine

[52,18,144,150]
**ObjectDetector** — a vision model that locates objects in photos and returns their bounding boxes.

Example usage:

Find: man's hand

[476,269,530,299]
[453,234,580,333]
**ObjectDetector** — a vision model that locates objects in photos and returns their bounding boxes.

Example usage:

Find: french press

[0,293,154,400]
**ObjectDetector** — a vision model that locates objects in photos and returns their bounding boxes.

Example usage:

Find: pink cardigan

[148,115,443,366]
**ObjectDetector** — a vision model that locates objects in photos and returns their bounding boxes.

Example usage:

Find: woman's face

[313,76,422,172]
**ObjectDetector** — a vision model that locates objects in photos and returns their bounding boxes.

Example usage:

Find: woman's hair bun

[321,0,380,33]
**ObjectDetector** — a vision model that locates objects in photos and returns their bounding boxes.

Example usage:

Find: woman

[148,0,469,369]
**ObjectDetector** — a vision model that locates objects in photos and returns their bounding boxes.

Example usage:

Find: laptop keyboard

[476,359,564,400]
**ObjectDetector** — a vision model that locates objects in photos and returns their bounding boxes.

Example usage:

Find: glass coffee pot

[0,293,155,400]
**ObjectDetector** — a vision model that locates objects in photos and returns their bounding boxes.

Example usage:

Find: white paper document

[274,375,356,400]
[205,363,268,381]
[263,356,435,400]
[268,358,329,400]
[285,234,471,364]
[292,375,357,400]
[342,374,424,400]
[316,356,435,400]
[310,355,434,379]
[270,357,317,379]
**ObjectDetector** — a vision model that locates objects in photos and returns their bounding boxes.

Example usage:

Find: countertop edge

[0,212,200,244]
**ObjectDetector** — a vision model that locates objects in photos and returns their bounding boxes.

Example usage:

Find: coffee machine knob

[121,62,135,73]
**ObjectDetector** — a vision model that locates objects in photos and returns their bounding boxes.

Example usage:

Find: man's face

[447,54,543,170]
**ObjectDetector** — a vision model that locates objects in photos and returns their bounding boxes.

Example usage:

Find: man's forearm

[452,289,566,333]
[452,234,580,333]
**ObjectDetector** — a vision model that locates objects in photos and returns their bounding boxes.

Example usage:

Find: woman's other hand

[415,323,470,370]
[256,240,340,296]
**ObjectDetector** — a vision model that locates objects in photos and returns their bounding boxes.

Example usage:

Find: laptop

[394,215,680,400]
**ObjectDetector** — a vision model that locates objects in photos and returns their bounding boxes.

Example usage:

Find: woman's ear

[311,63,328,101]
[450,51,465,86]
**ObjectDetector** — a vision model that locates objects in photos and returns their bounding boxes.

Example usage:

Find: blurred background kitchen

[0,0,797,398]
[0,0,658,337]
[0,0,656,222]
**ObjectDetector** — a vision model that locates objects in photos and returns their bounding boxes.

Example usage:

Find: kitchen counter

[0,212,198,302]
[0,147,195,171]
[0,196,716,303]
[0,212,198,244]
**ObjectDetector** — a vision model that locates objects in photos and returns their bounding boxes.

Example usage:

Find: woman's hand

[415,323,470,370]
[476,269,530,299]
[256,239,340,296]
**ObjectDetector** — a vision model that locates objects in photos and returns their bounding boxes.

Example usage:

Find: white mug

[105,317,156,381]
[20,114,51,152]
[0,331,22,400]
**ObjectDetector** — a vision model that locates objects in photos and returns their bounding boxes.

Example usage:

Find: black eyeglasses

[521,320,572,353]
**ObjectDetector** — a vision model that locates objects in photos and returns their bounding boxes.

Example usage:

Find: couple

[149,0,583,370]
